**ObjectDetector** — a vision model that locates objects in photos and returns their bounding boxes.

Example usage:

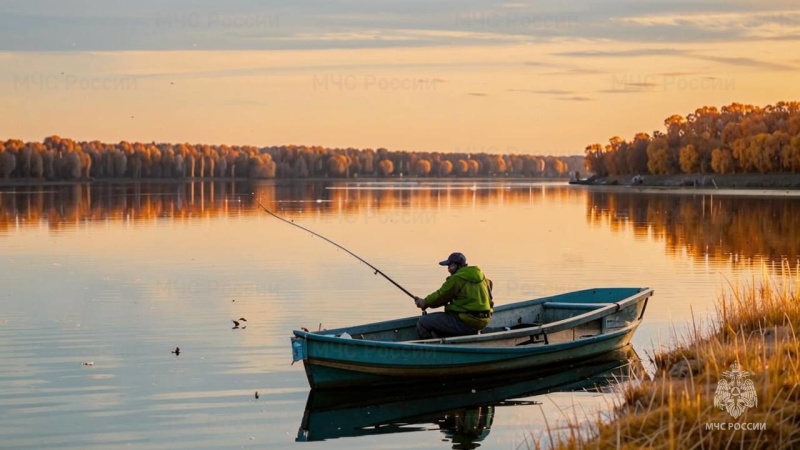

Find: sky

[1,1,799,156]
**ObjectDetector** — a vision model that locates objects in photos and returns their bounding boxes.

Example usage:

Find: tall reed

[533,262,800,450]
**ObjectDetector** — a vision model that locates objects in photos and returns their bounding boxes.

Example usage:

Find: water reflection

[297,348,644,446]
[586,191,800,266]
[2,181,798,269]
[0,181,577,233]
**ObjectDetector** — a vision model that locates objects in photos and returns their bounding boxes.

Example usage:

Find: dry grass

[531,263,800,450]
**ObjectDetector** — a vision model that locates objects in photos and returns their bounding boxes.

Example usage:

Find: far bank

[572,173,800,189]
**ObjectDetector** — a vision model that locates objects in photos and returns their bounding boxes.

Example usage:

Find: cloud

[508,88,574,95]
[657,71,696,77]
[618,10,800,40]
[543,68,606,76]
[2,2,799,52]
[698,54,797,71]
[555,47,798,71]
[523,61,556,67]
[554,48,684,58]
[559,96,593,101]
[467,92,487,96]
[598,88,654,94]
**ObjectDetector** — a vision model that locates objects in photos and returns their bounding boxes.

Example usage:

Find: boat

[296,348,645,442]
[291,287,653,389]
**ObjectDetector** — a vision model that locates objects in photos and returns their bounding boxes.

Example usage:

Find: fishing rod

[253,196,416,300]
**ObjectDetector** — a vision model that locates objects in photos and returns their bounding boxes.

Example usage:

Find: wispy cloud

[523,61,555,67]
[625,82,659,88]
[5,2,800,51]
[467,92,487,96]
[699,54,797,71]
[658,71,696,77]
[598,88,655,94]
[618,10,800,40]
[554,48,684,58]
[543,68,606,76]
[556,47,798,71]
[507,88,574,95]
[559,96,593,101]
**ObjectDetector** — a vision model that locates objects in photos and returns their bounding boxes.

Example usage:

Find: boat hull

[292,287,652,389]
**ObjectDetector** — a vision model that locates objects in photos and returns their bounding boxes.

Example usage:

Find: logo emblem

[713,362,757,418]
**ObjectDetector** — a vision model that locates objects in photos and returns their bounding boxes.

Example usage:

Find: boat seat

[483,323,540,334]
[543,302,613,310]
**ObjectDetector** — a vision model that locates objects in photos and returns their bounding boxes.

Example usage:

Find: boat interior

[307,288,652,347]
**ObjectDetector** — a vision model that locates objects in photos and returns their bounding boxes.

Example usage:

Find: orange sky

[2,6,799,156]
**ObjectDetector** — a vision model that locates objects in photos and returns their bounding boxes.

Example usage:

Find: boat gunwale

[292,288,652,351]
[305,322,638,360]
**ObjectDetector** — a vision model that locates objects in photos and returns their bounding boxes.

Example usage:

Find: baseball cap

[439,252,467,266]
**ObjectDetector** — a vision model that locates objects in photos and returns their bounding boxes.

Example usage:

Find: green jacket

[423,265,494,330]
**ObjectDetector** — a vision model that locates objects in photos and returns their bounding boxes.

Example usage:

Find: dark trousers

[416,311,478,339]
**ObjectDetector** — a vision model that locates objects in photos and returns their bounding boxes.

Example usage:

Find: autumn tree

[414,159,431,177]
[0,145,15,178]
[378,159,394,177]
[584,143,606,176]
[647,137,676,175]
[467,160,480,176]
[604,136,626,175]
[438,160,453,177]
[782,135,800,172]
[627,133,651,174]
[711,148,735,174]
[327,155,349,177]
[293,155,309,178]
[664,114,686,149]
[454,159,469,176]
[679,144,700,174]
[488,155,507,175]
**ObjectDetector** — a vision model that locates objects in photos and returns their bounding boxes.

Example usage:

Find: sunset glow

[2,2,799,155]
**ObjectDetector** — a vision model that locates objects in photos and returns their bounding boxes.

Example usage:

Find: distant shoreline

[571,173,800,190]
[0,177,250,188]
[3,174,800,191]
[0,176,568,188]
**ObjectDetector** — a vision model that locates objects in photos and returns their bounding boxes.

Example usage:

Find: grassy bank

[536,264,800,449]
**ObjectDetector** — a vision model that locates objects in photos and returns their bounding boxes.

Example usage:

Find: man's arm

[422,276,460,308]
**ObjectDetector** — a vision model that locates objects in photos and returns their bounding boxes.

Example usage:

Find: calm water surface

[1,180,798,449]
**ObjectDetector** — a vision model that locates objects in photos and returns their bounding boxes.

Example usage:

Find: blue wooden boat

[291,287,653,389]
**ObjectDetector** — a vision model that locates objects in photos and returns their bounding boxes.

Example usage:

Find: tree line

[584,101,800,176]
[0,136,583,181]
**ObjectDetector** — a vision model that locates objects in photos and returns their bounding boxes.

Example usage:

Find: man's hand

[414,296,427,310]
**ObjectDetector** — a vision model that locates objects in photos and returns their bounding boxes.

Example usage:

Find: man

[414,252,494,339]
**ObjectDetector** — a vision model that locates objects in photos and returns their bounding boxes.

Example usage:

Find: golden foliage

[539,265,800,450]
[586,101,800,177]
[0,137,583,181]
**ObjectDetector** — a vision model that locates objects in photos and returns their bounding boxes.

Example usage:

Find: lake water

[1,180,798,449]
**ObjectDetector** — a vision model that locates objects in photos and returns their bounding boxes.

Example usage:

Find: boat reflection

[296,347,645,445]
